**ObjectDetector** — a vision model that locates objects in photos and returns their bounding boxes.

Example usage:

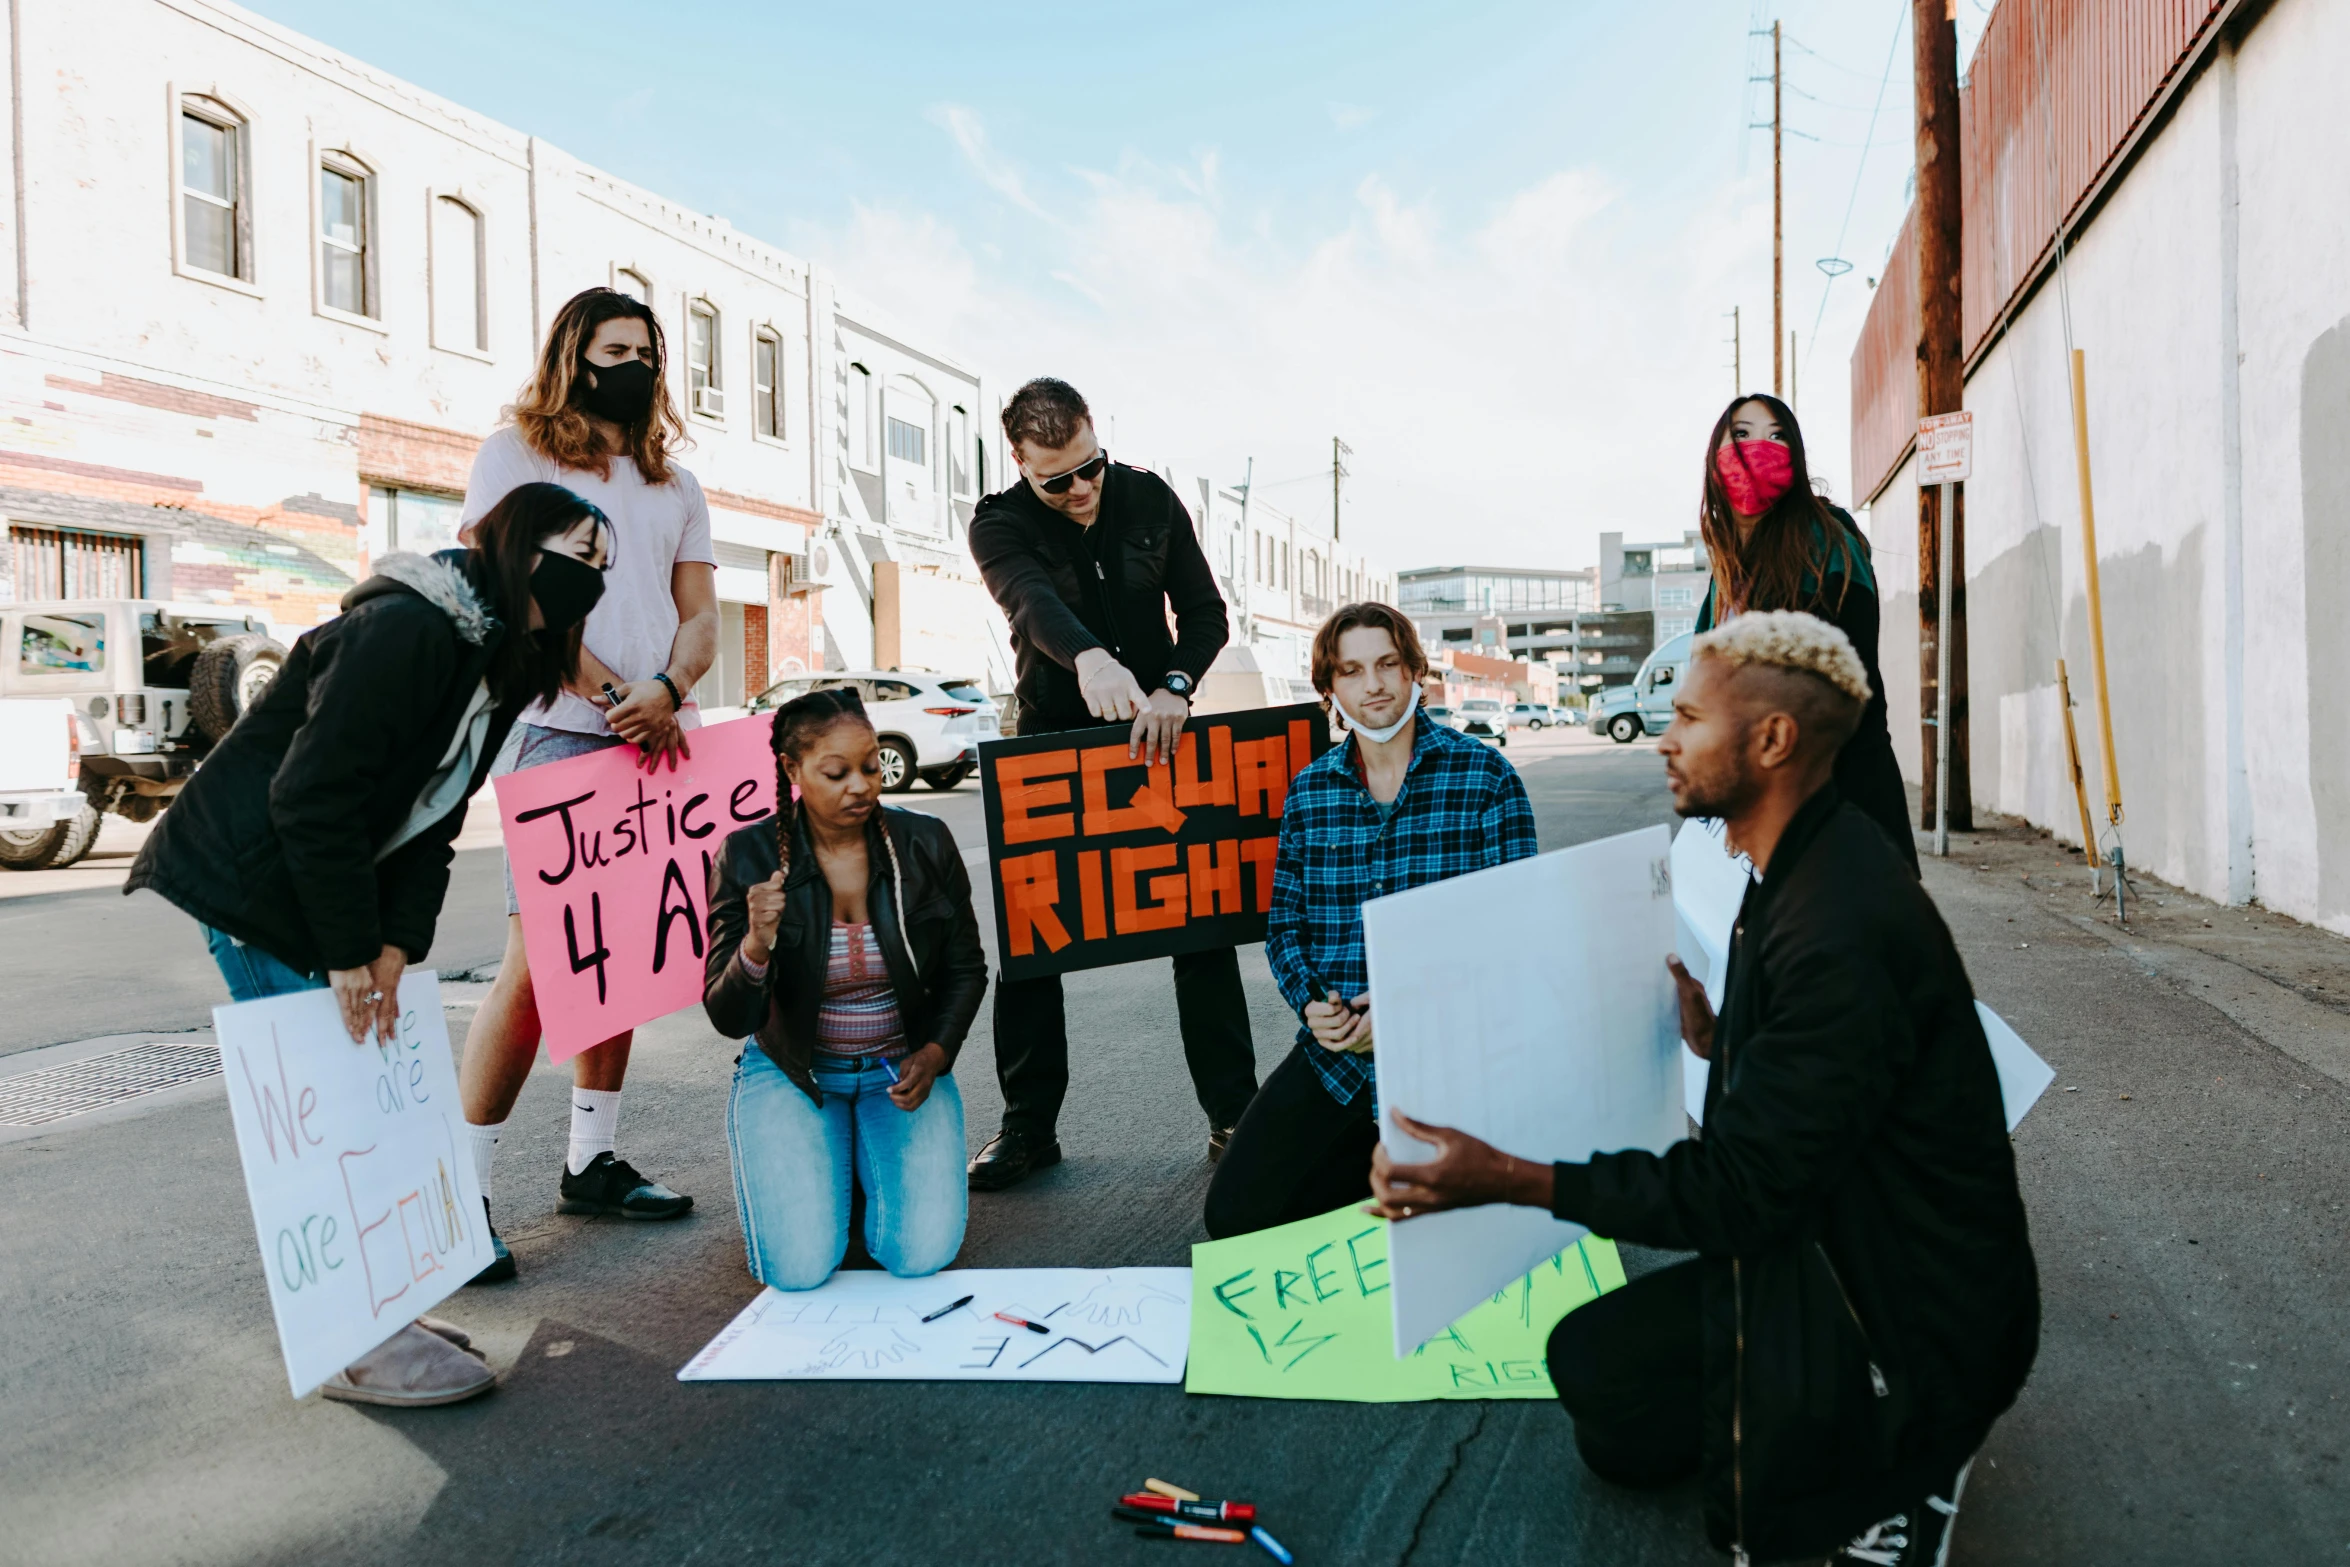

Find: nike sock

[567,1089,621,1175]
[466,1119,505,1206]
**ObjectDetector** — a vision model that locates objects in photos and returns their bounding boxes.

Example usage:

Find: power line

[1802,0,1909,379]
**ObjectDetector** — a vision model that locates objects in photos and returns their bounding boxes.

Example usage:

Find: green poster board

[1184,1205,1625,1402]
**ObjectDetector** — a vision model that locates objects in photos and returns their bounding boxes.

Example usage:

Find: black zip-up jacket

[1551,784,2038,1559]
[703,806,987,1105]
[967,463,1229,729]
[127,551,518,976]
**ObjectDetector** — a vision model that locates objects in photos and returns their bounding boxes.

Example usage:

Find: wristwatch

[1161,671,1194,700]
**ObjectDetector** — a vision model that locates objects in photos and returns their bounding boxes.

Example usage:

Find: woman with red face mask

[1695,393,1918,871]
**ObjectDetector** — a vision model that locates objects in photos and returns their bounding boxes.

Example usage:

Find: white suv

[749,670,1002,792]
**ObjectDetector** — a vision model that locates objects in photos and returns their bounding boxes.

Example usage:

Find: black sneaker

[557,1152,694,1219]
[966,1128,1063,1192]
[1828,1460,1970,1566]
[469,1199,516,1285]
[1208,1124,1237,1163]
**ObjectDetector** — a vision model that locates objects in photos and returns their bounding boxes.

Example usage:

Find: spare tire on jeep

[189,632,288,743]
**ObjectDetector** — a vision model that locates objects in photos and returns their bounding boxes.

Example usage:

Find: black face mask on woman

[531,551,605,635]
[574,356,656,426]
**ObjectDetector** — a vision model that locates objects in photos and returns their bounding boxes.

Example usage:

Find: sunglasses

[1031,449,1110,495]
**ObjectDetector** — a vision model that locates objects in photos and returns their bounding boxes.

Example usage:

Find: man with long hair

[1366,612,2037,1567]
[455,287,719,1278]
[964,377,1255,1189]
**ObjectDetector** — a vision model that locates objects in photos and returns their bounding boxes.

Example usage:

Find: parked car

[1589,632,1693,744]
[1560,706,1587,726]
[0,599,286,868]
[1424,703,1460,732]
[1510,702,1558,730]
[0,698,91,869]
[1456,698,1510,745]
[749,669,1000,791]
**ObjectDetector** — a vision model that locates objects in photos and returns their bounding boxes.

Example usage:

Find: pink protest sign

[494,715,776,1061]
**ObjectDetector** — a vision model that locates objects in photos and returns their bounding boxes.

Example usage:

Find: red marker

[993,1311,1051,1335]
[1122,1493,1258,1524]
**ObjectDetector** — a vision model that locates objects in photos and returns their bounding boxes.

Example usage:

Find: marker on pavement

[1131,1521,1250,1544]
[1145,1478,1202,1503]
[920,1294,973,1323]
[1250,1524,1294,1563]
[1121,1494,1257,1524]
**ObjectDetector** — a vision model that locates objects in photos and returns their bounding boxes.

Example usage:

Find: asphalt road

[3,727,2346,1564]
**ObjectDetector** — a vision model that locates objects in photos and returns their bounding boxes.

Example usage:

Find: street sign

[1919,410,1975,482]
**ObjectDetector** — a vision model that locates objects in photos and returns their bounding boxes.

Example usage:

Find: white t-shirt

[459,425,717,736]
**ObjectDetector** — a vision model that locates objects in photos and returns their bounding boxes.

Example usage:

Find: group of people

[128,288,2039,1563]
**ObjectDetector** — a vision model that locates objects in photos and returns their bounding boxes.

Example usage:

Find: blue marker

[1250,1525,1294,1564]
[873,1053,902,1086]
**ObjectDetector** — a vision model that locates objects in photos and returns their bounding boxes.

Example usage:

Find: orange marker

[1145,1478,1202,1502]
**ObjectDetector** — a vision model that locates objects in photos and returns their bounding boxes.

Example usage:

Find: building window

[365,486,464,560]
[614,268,649,302]
[848,363,874,469]
[687,300,722,416]
[950,405,973,496]
[887,414,926,467]
[1657,585,1695,608]
[180,104,245,279]
[319,157,372,317]
[1658,618,1696,640]
[430,196,485,352]
[753,329,783,438]
[11,525,144,600]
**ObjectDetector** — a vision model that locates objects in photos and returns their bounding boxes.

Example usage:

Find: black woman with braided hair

[702,687,988,1286]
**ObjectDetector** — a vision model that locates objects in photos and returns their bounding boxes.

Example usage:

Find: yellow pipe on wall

[2070,348,2124,826]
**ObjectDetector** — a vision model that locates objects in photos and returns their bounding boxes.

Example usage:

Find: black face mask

[531,551,605,635]
[575,357,655,426]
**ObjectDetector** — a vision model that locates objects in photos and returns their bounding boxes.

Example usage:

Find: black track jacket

[967,463,1229,729]
[1551,784,2039,1560]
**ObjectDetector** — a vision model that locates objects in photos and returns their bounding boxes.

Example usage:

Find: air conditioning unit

[693,385,725,417]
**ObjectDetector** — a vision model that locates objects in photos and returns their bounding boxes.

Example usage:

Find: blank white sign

[1366,824,1684,1356]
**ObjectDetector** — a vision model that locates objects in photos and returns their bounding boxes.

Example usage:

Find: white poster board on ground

[1670,818,1753,1121]
[215,971,488,1398]
[678,1268,1191,1382]
[1976,1003,2056,1131]
[1365,824,1684,1357]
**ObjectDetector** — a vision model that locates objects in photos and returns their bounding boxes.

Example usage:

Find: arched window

[318,153,374,317]
[179,98,248,279]
[431,196,485,352]
[687,299,722,417]
[614,268,649,302]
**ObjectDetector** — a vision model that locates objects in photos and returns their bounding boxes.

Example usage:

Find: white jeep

[0,600,286,869]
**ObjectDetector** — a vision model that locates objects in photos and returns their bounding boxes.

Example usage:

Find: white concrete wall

[1870,0,2350,933]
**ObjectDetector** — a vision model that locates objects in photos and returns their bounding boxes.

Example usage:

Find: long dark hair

[1698,392,1869,618]
[509,287,685,484]
[469,482,609,713]
[769,686,913,958]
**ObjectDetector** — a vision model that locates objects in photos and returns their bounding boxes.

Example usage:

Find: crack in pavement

[1398,1403,1491,1567]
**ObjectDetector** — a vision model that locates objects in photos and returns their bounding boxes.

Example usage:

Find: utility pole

[1728,306,1742,395]
[1237,456,1255,641]
[1914,0,1969,831]
[1331,436,1351,542]
[1772,19,1784,400]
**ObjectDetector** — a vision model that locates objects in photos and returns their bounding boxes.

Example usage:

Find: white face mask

[1337,680,1420,744]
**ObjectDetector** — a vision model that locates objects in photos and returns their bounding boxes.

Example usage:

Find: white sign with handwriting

[216,971,488,1397]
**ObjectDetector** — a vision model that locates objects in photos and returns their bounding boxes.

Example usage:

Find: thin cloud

[1328,102,1376,131]
[927,103,1049,218]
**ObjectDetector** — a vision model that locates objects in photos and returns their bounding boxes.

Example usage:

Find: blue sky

[247,0,1984,574]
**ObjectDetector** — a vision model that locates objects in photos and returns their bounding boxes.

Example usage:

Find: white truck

[0,599,286,869]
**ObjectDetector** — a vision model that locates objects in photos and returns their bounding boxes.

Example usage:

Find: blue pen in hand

[873,1053,901,1086]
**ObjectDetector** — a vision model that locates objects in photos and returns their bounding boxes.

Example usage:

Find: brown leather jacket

[703,806,987,1105]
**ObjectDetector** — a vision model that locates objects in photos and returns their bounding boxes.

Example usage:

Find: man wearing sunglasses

[965,377,1257,1191]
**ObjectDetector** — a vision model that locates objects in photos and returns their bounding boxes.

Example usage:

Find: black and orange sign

[977,704,1331,981]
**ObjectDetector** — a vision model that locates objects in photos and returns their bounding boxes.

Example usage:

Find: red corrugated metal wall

[1850,206,1918,505]
[1850,0,2227,503]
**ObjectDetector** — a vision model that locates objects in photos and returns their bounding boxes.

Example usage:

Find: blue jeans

[726,1046,967,1290]
[203,925,328,1001]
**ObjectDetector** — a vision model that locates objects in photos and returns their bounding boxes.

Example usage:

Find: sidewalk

[1912,809,2350,1557]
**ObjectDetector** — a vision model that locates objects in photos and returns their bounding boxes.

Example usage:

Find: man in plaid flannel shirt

[1204,603,1538,1239]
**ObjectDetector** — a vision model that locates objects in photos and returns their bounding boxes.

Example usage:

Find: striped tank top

[815,921,906,1059]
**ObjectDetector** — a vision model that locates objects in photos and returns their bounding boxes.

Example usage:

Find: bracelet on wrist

[652,672,683,711]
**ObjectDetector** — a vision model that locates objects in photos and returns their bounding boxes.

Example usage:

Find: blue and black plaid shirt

[1265,717,1540,1106]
